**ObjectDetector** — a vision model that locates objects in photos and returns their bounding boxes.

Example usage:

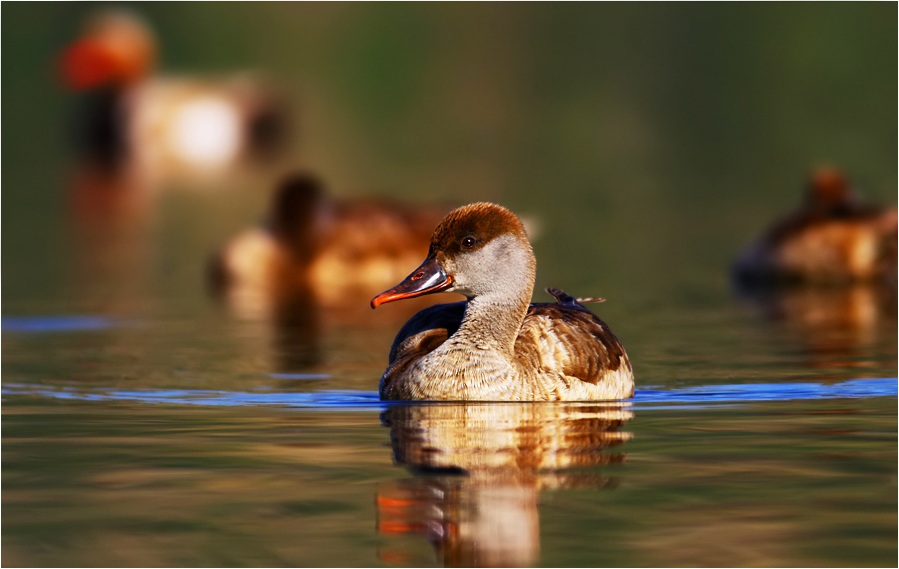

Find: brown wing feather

[515,302,630,385]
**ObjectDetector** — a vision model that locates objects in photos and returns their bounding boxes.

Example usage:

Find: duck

[209,172,452,313]
[370,202,634,401]
[733,167,898,286]
[59,9,291,182]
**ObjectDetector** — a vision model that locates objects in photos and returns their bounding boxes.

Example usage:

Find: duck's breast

[380,302,466,398]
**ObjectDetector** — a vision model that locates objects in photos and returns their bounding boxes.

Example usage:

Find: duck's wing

[516,289,632,388]
[385,301,467,367]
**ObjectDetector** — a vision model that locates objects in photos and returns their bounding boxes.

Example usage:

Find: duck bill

[371,257,453,308]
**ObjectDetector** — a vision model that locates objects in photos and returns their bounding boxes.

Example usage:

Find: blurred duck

[209,172,452,313]
[59,10,290,182]
[371,202,634,401]
[733,168,897,286]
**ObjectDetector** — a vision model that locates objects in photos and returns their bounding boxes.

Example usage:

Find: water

[3,4,897,567]
[3,378,897,410]
[3,397,897,567]
[4,292,896,567]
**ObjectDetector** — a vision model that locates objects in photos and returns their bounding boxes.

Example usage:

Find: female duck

[210,172,450,311]
[733,168,897,286]
[59,10,290,179]
[371,202,634,401]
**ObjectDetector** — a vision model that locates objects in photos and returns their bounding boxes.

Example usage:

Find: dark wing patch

[515,301,630,385]
[384,302,466,383]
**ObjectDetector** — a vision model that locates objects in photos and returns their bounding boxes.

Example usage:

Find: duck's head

[371,202,535,308]
[269,172,325,264]
[804,167,857,213]
[59,10,156,90]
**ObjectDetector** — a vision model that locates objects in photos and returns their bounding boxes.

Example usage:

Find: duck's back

[310,200,449,303]
[515,301,633,398]
[735,204,897,284]
[515,290,634,399]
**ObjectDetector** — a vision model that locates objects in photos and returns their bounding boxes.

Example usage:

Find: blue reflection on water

[2,315,124,333]
[2,384,384,411]
[634,378,898,405]
[2,378,896,411]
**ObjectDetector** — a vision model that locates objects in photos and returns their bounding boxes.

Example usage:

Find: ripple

[2,384,384,411]
[634,377,898,407]
[2,377,895,411]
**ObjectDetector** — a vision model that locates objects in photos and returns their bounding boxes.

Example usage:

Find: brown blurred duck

[210,173,451,311]
[371,202,634,401]
[59,10,289,179]
[733,168,897,286]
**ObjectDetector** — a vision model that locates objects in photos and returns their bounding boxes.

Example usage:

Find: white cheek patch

[488,235,533,273]
[457,235,534,296]
[481,235,522,263]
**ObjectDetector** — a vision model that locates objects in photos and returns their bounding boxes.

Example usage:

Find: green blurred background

[3,2,897,307]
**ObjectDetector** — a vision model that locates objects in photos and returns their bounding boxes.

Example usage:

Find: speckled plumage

[373,202,635,401]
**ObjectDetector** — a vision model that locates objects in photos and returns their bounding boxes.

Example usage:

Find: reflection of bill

[376,403,632,567]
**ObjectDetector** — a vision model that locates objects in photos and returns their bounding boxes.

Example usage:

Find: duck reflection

[377,403,632,567]
[268,283,322,370]
[735,282,897,371]
[66,164,159,313]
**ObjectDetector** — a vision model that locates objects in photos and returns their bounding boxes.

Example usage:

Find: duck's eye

[461,236,477,249]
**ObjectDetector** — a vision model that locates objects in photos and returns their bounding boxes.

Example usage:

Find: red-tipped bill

[371,257,453,308]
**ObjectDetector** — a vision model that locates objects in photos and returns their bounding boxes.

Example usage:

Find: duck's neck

[456,277,534,358]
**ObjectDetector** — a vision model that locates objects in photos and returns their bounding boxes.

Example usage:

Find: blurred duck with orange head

[59,10,291,182]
